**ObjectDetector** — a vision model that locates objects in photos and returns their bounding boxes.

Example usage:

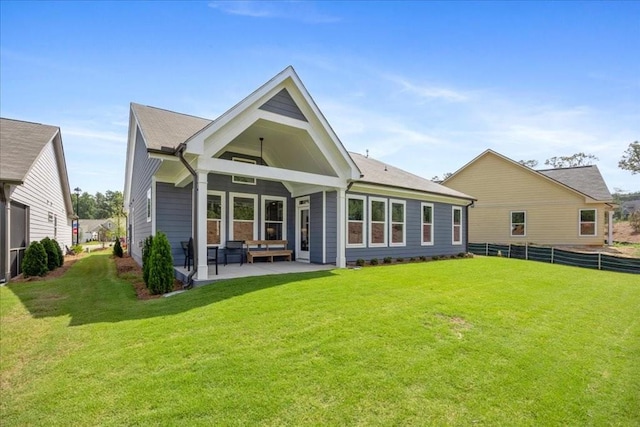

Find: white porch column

[608,210,614,245]
[336,187,347,268]
[196,170,209,280]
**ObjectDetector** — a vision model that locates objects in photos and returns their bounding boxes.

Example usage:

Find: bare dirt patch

[11,252,86,283]
[613,221,640,244]
[113,255,184,300]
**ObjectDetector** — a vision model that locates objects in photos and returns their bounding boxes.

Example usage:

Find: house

[621,200,640,220]
[123,66,475,282]
[78,218,118,242]
[0,118,74,282]
[443,149,615,246]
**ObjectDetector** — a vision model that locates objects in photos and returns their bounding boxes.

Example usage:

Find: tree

[518,159,538,168]
[147,232,174,295]
[431,172,452,182]
[113,237,123,258]
[77,192,96,219]
[618,141,639,174]
[22,241,48,277]
[544,153,599,168]
[40,237,60,271]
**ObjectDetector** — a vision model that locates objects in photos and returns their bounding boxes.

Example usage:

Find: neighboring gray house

[0,118,74,282]
[123,66,475,282]
[79,218,117,242]
[621,200,640,219]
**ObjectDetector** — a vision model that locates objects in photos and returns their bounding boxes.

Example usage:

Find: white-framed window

[579,209,597,236]
[232,157,257,185]
[347,195,367,247]
[421,203,434,246]
[230,192,257,241]
[207,191,225,245]
[146,188,152,222]
[390,199,406,246]
[369,197,387,247]
[262,195,286,240]
[452,206,462,245]
[511,211,526,237]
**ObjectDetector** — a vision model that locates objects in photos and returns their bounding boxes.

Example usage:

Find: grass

[614,241,640,257]
[1,254,639,426]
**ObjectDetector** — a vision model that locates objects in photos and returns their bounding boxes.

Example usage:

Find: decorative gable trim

[259,88,307,122]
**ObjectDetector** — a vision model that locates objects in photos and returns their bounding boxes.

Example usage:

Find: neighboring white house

[0,118,75,282]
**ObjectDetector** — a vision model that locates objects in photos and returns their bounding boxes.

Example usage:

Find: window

[262,196,286,240]
[347,195,366,247]
[232,157,257,185]
[48,211,54,222]
[452,206,462,245]
[421,203,434,245]
[369,197,387,246]
[146,188,152,222]
[579,209,596,236]
[230,193,257,241]
[207,191,225,245]
[511,211,526,237]
[390,200,406,246]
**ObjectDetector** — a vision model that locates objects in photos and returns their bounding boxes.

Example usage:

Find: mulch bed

[114,255,184,300]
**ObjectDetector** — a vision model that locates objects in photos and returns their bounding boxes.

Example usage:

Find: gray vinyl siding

[310,192,323,263]
[9,140,72,250]
[345,193,467,262]
[0,198,5,282]
[258,88,307,122]
[129,127,161,264]
[156,182,192,267]
[325,191,337,265]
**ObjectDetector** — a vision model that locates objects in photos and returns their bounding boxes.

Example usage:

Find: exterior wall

[156,182,192,267]
[345,192,467,262]
[309,192,324,263]
[129,127,161,264]
[325,191,337,265]
[9,141,72,250]
[445,153,607,245]
[258,88,307,122]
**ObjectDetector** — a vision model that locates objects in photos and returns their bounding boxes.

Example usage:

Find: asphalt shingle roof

[0,118,60,183]
[538,165,612,201]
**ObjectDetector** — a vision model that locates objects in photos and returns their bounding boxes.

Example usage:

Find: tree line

[75,190,124,219]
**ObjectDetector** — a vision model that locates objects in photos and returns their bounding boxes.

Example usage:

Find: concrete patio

[174,261,336,287]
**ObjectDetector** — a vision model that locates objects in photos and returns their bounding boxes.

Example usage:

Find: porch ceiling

[217,119,338,177]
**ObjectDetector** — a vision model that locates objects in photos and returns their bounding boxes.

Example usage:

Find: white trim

[579,208,597,237]
[322,191,326,264]
[349,182,474,206]
[510,210,526,237]
[368,197,388,247]
[146,188,152,223]
[346,194,367,248]
[231,157,257,185]
[229,192,258,241]
[261,195,287,240]
[389,199,406,247]
[151,177,157,234]
[452,206,463,245]
[295,196,311,262]
[206,190,226,246]
[421,202,434,246]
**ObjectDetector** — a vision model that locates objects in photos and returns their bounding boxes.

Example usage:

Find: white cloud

[208,1,340,23]
[384,74,469,103]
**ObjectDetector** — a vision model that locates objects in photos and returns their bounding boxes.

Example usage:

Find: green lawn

[1,254,639,426]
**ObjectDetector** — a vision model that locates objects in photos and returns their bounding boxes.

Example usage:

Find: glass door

[296,197,310,261]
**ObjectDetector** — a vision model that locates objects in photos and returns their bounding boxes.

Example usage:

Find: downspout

[465,200,475,253]
[175,143,199,287]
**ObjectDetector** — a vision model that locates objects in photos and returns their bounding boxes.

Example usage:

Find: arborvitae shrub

[22,241,48,277]
[147,232,174,295]
[52,239,64,267]
[142,235,154,287]
[40,237,59,271]
[383,256,392,264]
[113,238,123,258]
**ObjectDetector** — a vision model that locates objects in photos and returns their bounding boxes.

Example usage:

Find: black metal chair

[181,239,193,271]
[208,246,219,275]
[225,240,245,266]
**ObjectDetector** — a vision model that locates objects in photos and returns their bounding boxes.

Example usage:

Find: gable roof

[0,118,60,183]
[130,103,211,151]
[350,152,475,200]
[538,166,612,201]
[444,149,612,202]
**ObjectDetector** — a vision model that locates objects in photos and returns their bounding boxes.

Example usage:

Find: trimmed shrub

[142,235,154,287]
[72,244,83,255]
[355,258,365,267]
[41,237,59,271]
[431,255,440,261]
[52,239,64,267]
[383,256,392,264]
[396,257,404,263]
[22,241,48,277]
[147,232,174,295]
[419,255,427,261]
[113,238,123,258]
[370,258,379,266]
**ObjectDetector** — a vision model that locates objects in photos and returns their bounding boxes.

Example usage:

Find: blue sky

[1,1,639,194]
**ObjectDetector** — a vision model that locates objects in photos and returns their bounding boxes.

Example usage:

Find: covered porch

[174,260,336,287]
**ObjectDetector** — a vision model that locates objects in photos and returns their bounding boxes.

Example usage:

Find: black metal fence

[468,243,640,275]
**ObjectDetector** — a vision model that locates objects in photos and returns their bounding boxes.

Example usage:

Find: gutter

[464,199,475,254]
[173,144,199,287]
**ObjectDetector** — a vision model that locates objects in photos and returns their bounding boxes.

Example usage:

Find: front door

[296,197,310,262]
